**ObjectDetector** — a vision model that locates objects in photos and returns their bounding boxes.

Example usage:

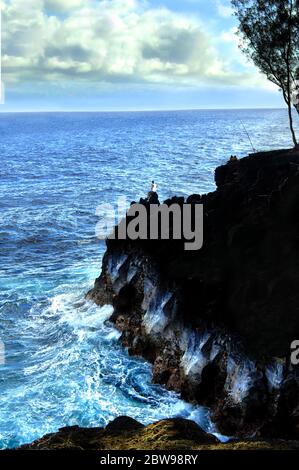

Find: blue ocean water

[0,109,297,449]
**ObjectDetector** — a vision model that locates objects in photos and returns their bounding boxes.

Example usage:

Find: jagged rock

[18,417,299,450]
[87,148,299,438]
[105,416,144,434]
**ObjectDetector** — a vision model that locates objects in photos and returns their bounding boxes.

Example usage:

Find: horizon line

[0,106,287,114]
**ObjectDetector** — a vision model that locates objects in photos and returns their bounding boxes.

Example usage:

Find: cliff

[87,148,299,438]
[19,417,299,450]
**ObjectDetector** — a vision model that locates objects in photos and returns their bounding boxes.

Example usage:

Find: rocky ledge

[19,417,299,450]
[87,148,299,439]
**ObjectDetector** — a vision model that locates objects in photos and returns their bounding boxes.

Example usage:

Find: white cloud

[1,0,262,87]
[216,0,234,19]
[44,0,86,13]
[220,27,238,43]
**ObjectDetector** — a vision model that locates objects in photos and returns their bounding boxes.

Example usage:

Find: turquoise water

[0,109,297,449]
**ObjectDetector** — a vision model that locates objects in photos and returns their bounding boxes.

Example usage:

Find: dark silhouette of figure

[147,180,159,204]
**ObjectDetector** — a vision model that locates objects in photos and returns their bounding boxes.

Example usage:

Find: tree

[231,0,299,146]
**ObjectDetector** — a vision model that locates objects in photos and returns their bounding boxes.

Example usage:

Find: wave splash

[0,288,221,449]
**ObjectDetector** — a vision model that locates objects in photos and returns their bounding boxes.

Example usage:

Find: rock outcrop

[19,417,299,450]
[87,148,299,438]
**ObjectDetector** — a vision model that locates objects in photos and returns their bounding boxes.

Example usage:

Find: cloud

[216,0,234,19]
[1,0,261,87]
[44,0,86,13]
[219,27,238,44]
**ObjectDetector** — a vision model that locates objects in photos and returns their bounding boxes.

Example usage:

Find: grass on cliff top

[20,418,299,451]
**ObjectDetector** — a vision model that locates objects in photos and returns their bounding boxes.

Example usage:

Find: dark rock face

[105,416,144,434]
[18,417,218,450]
[18,417,299,450]
[87,148,299,438]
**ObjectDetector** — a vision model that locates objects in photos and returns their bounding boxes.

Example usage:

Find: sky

[0,0,285,111]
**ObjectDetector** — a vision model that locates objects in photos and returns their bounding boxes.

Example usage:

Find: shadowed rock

[87,148,299,438]
[18,417,299,450]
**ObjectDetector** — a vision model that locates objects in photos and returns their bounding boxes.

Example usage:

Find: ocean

[0,109,297,449]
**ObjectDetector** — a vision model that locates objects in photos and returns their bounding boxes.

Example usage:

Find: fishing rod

[239,119,256,153]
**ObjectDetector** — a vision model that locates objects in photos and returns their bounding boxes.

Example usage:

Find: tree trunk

[288,99,298,146]
[286,0,297,147]
[283,87,297,147]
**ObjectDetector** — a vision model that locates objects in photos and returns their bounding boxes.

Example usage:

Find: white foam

[181,331,211,378]
[213,433,231,443]
[265,360,284,391]
[104,329,122,341]
[48,293,114,339]
[143,289,173,334]
[178,327,192,352]
[50,294,65,314]
[225,357,256,404]
[107,254,128,282]
[210,342,221,361]
[127,264,138,283]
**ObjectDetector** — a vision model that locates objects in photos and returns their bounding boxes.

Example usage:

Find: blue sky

[0,0,284,111]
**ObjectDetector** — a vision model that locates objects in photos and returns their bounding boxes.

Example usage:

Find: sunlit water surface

[0,109,297,448]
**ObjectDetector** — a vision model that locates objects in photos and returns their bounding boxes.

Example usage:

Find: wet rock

[87,148,299,438]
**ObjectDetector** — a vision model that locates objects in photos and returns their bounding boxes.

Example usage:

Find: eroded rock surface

[87,149,299,438]
[19,417,299,450]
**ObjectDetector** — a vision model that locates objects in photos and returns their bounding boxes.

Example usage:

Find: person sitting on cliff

[151,180,158,192]
[147,180,159,204]
[229,155,238,162]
